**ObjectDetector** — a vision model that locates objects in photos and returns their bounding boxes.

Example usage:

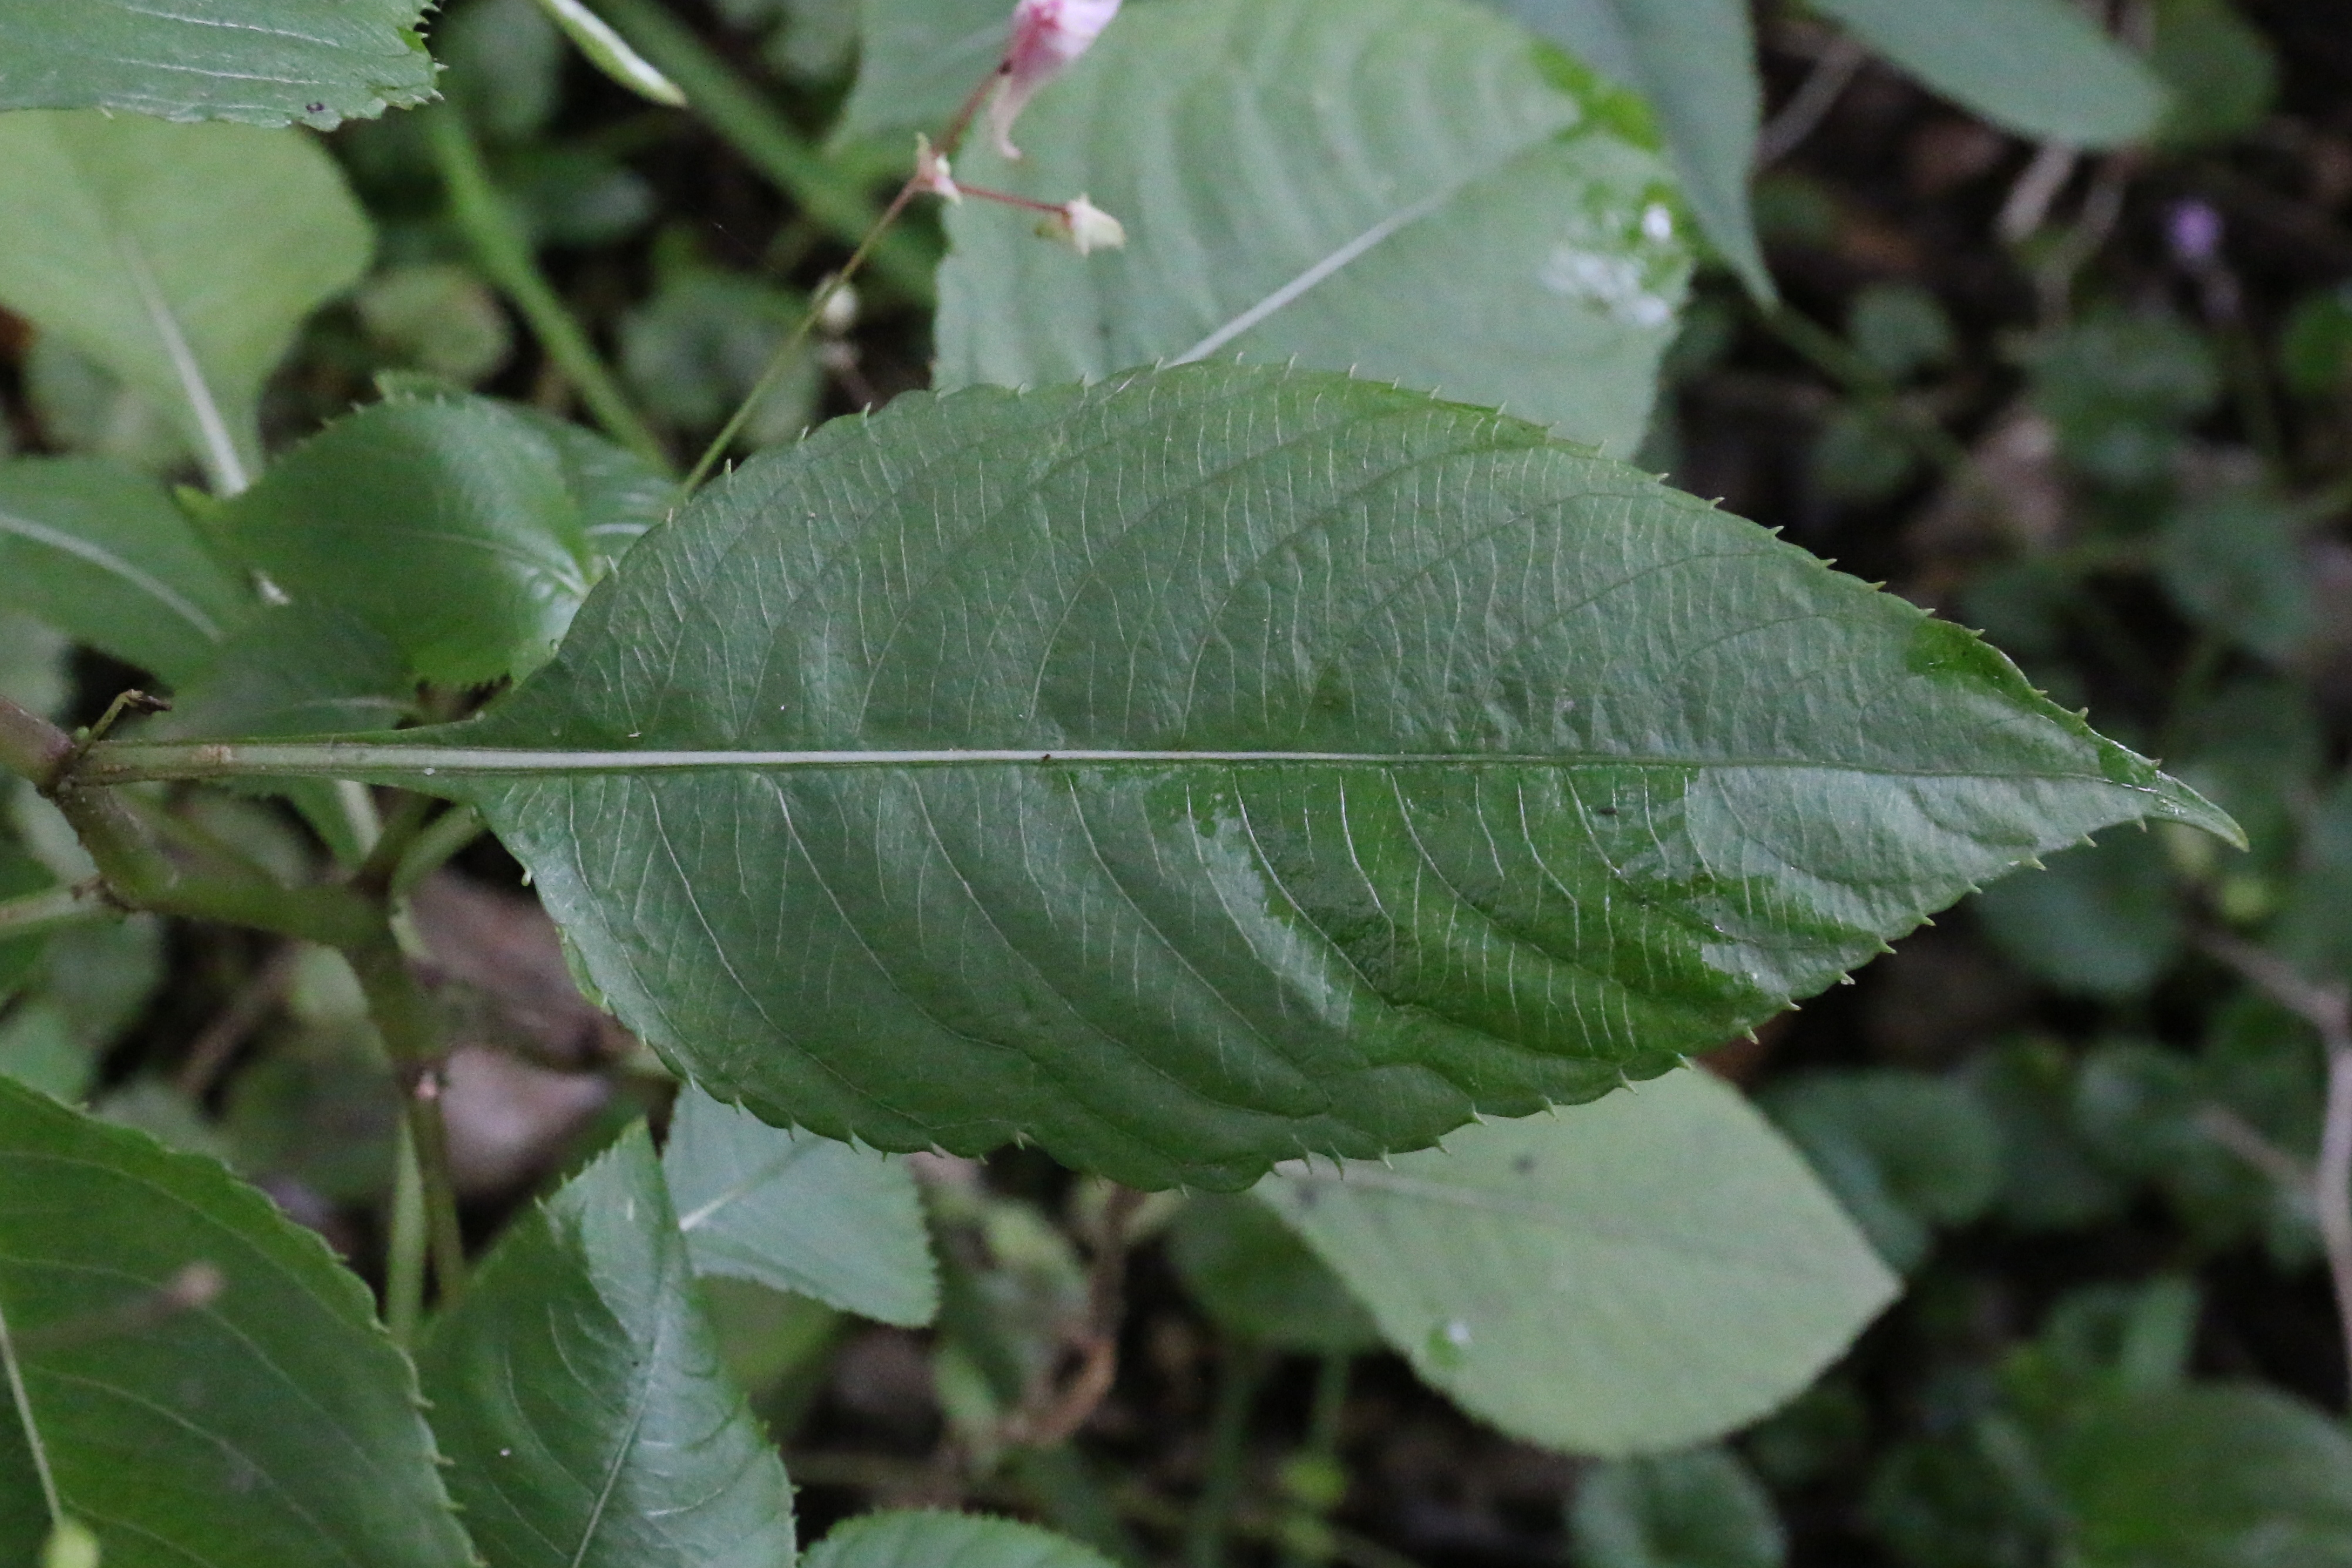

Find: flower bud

[912,133,962,203]
[991,0,1123,159]
[1038,194,1127,256]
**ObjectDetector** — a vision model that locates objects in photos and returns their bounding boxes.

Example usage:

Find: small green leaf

[1487,0,1770,299]
[0,0,435,129]
[208,395,658,689]
[663,1084,939,1327]
[1763,1070,2001,1274]
[419,1124,797,1568]
[1169,1193,1379,1354]
[1808,0,2166,147]
[1261,1071,1898,1456]
[801,1510,1120,1568]
[90,365,2235,1189]
[0,1074,473,1567]
[2049,1384,2352,1567]
[2158,490,2314,663]
[0,458,248,683]
[937,0,1691,457]
[0,113,372,494]
[2149,0,2277,149]
[1570,1445,1785,1568]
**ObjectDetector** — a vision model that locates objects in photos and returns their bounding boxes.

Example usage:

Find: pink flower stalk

[990,0,1122,159]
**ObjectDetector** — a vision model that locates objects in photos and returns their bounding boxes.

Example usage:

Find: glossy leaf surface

[419,1124,797,1568]
[1260,1071,1896,1455]
[0,113,372,489]
[801,1510,1118,1568]
[0,0,435,129]
[211,394,663,687]
[0,1074,472,1568]
[1489,0,1768,297]
[0,457,247,682]
[663,1084,939,1326]
[1809,0,2166,146]
[106,365,2230,1188]
[935,0,1691,457]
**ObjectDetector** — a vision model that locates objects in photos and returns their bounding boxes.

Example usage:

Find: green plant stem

[426,106,672,470]
[392,805,486,898]
[588,0,937,302]
[685,177,919,493]
[386,1119,428,1347]
[0,881,113,942]
[345,935,470,1304]
[1185,1339,1266,1568]
[1275,1354,1353,1568]
[0,696,73,790]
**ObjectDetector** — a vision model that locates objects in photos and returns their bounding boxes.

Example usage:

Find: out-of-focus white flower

[990,0,1123,159]
[912,133,962,203]
[1037,194,1127,255]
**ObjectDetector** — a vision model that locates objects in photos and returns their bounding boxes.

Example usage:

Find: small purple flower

[2167,200,2225,269]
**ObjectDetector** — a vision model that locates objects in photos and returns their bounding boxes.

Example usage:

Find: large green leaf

[0,457,248,683]
[0,1074,472,1568]
[936,0,1691,458]
[836,0,1009,147]
[0,113,372,493]
[210,394,662,687]
[0,0,434,129]
[419,1124,797,1568]
[1168,1192,1379,1354]
[1808,0,2166,147]
[2047,1384,2352,1567]
[663,1084,939,1327]
[1487,0,1768,298]
[93,365,2234,1189]
[1259,1070,1896,1455]
[801,1510,1118,1568]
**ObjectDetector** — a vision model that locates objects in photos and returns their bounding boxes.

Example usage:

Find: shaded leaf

[0,1074,472,1568]
[1808,0,2166,147]
[1973,829,2185,999]
[1169,1193,1379,1354]
[802,1510,1120,1568]
[0,113,372,490]
[99,365,2232,1188]
[1764,1070,2001,1274]
[835,0,1008,146]
[663,1084,939,1326]
[1570,1445,1785,1568]
[0,457,248,683]
[419,1124,797,1568]
[2048,1384,2352,1568]
[1261,1071,1898,1456]
[936,0,1691,457]
[1488,0,1769,298]
[0,0,435,129]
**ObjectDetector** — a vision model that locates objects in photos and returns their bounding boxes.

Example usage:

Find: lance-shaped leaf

[663,1084,939,1327]
[1259,1070,1896,1455]
[0,457,248,683]
[0,113,372,493]
[90,365,2235,1189]
[0,1074,473,1567]
[0,0,435,130]
[936,0,1691,458]
[420,1124,796,1568]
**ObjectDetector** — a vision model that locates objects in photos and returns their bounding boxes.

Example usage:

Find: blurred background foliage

[10,0,2352,1564]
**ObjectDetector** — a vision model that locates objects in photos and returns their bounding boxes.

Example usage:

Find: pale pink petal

[990,0,1123,159]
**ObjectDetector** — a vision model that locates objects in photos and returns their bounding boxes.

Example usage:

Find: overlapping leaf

[935,0,1691,457]
[419,1125,796,1568]
[0,113,372,491]
[0,1074,472,1568]
[0,0,435,129]
[102,365,2233,1188]
[1261,1071,1896,1455]
[803,1512,1118,1568]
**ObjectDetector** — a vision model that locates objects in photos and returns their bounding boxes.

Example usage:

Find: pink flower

[990,0,1122,159]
